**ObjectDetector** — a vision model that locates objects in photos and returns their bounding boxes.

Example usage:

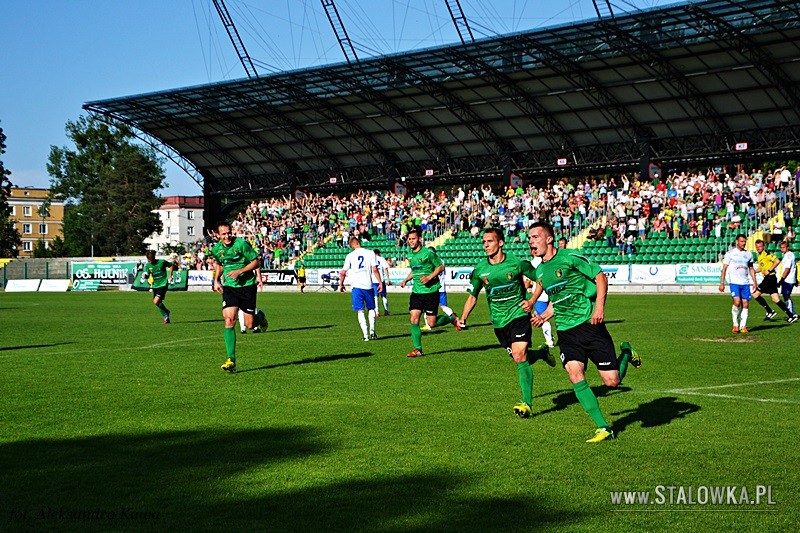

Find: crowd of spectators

[177,164,799,268]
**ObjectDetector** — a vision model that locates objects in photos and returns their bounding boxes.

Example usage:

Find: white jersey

[343,248,377,290]
[530,257,550,302]
[781,250,797,284]
[723,248,754,285]
[375,255,390,282]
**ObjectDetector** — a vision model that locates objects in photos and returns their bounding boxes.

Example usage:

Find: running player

[525,221,641,443]
[751,239,797,322]
[340,236,383,341]
[142,250,176,324]
[779,240,798,321]
[420,247,457,331]
[373,250,391,316]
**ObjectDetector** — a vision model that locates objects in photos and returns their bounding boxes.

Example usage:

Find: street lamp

[76,212,94,258]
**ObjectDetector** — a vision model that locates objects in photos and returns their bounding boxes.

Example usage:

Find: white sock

[440,305,454,317]
[787,298,795,315]
[542,321,554,346]
[740,308,749,328]
[357,311,368,338]
[238,309,246,330]
[731,305,739,327]
[368,309,376,334]
[382,297,389,313]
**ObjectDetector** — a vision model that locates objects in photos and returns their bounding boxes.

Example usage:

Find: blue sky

[0,0,669,196]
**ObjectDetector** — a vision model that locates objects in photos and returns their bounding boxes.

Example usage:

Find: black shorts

[152,286,168,301]
[557,321,618,371]
[409,292,440,315]
[222,284,258,314]
[298,277,307,284]
[757,274,779,295]
[494,315,532,352]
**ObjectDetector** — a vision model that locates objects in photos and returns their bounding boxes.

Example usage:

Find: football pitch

[1,291,798,531]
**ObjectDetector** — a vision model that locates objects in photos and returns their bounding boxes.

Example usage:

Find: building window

[187,226,195,236]
[23,206,32,217]
[39,223,48,234]
[9,206,14,216]
[187,211,195,220]
[166,211,171,219]
[23,223,32,234]
[22,241,32,252]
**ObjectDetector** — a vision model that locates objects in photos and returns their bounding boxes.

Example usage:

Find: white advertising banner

[676,263,723,284]
[187,270,214,286]
[444,267,474,286]
[5,279,41,292]
[38,279,71,292]
[630,265,677,285]
[599,264,630,284]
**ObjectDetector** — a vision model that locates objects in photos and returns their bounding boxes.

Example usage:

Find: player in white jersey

[779,240,798,321]
[340,236,383,340]
[718,234,758,333]
[373,249,391,316]
[420,247,458,331]
[529,256,555,347]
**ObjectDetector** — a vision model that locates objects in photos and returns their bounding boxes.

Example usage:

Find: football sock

[367,309,376,334]
[786,297,795,314]
[440,304,454,317]
[526,345,549,365]
[435,314,452,327]
[542,321,554,346]
[776,300,790,315]
[573,379,609,429]
[238,309,246,330]
[357,311,369,338]
[619,341,632,381]
[740,308,749,327]
[516,361,534,407]
[382,297,389,313]
[755,296,773,312]
[224,327,236,361]
[731,305,740,327]
[410,323,423,350]
[156,302,169,317]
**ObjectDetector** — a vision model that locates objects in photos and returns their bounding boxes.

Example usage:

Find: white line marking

[667,378,800,393]
[661,391,800,405]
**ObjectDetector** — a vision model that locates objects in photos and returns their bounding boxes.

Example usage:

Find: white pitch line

[667,377,800,393]
[662,390,800,405]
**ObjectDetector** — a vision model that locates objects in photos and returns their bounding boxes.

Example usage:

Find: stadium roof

[85,0,800,198]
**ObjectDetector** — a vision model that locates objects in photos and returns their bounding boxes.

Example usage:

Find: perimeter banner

[131,269,189,291]
[71,261,136,287]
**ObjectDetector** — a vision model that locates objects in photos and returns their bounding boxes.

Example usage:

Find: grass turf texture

[1,291,798,531]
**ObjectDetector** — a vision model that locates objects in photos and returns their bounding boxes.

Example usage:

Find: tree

[48,116,165,256]
[0,123,22,258]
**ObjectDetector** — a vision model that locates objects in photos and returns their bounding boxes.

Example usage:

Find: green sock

[516,361,533,407]
[224,327,236,361]
[410,323,422,350]
[434,314,451,327]
[526,345,548,365]
[618,352,630,381]
[573,379,609,429]
[156,302,169,318]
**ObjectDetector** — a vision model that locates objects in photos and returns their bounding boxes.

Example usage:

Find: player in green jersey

[143,250,177,324]
[208,222,266,372]
[525,221,641,443]
[399,228,461,357]
[457,228,553,418]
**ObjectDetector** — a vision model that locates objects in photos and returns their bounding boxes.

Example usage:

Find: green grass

[1,291,798,531]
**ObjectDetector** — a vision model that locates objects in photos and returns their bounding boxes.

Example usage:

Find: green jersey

[534,249,601,331]
[468,252,537,328]
[208,237,260,288]
[408,246,443,294]
[142,259,175,289]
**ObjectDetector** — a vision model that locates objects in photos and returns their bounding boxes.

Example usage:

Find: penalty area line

[667,377,800,392]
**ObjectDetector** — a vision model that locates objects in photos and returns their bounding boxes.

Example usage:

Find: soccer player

[142,250,176,324]
[525,221,641,443]
[751,239,797,322]
[457,228,553,418]
[238,273,265,334]
[373,250,391,316]
[719,234,758,333]
[340,236,383,341]
[420,247,457,332]
[209,222,266,372]
[528,254,555,348]
[779,240,798,320]
[399,228,461,357]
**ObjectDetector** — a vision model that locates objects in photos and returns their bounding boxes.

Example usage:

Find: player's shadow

[610,396,701,434]
[236,351,372,373]
[745,322,790,332]
[183,319,223,323]
[429,344,498,356]
[533,385,632,418]
[0,342,74,351]
[269,324,334,333]
[0,428,589,530]
[604,319,625,324]
[379,330,446,341]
